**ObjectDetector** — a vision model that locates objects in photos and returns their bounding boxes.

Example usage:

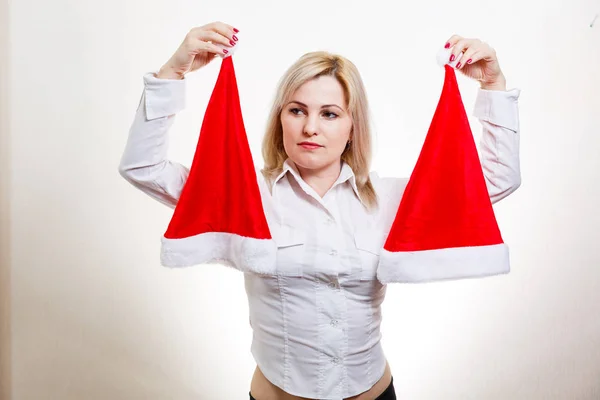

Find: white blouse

[119,71,521,399]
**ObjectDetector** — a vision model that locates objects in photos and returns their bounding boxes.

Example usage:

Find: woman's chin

[292,154,334,171]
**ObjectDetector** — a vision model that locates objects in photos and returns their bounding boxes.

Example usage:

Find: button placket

[318,274,345,378]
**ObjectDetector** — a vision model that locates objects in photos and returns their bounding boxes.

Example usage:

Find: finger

[208,21,239,43]
[189,23,238,47]
[197,29,236,48]
[467,42,497,63]
[192,38,229,56]
[444,34,463,49]
[457,46,482,69]
[450,38,478,64]
[208,21,239,35]
[457,41,485,68]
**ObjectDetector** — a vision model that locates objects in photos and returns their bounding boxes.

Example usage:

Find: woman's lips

[299,143,322,150]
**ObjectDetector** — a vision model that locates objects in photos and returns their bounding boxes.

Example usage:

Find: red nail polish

[456,62,462,68]
[444,42,450,49]
[467,59,472,64]
[232,35,238,41]
[233,28,239,33]
[230,40,235,46]
[223,49,228,54]
[450,54,455,62]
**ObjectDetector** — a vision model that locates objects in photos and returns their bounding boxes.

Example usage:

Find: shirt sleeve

[474,87,522,204]
[118,72,190,209]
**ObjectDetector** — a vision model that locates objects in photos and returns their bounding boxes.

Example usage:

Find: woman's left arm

[446,35,522,204]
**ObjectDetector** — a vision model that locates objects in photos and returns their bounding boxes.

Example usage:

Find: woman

[119,21,521,400]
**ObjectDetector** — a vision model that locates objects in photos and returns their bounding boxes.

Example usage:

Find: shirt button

[331,357,339,364]
[330,319,339,327]
[329,249,338,256]
[328,282,338,289]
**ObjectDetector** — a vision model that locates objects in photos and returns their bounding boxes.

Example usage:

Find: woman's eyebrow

[287,100,344,111]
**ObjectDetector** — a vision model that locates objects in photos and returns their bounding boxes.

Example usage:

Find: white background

[1,0,600,398]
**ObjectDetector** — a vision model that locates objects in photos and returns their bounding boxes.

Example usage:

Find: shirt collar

[271,158,364,206]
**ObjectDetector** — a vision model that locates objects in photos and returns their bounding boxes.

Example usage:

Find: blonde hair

[260,51,379,211]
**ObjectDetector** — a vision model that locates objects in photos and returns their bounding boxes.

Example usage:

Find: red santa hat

[377,49,510,284]
[160,48,277,274]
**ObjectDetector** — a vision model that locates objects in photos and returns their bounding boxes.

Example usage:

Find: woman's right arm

[118,73,189,209]
[118,22,239,208]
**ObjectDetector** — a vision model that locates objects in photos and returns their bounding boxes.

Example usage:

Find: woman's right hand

[156,21,239,80]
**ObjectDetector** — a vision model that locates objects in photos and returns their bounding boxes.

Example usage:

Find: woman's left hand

[444,35,507,91]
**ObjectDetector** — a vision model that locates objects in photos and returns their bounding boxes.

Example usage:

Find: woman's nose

[303,115,319,135]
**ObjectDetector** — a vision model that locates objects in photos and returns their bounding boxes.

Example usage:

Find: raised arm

[118,73,190,209]
[474,87,521,204]
[118,22,239,208]
[444,34,522,204]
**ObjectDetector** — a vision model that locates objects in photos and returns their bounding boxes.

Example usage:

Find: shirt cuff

[143,71,187,120]
[473,87,521,132]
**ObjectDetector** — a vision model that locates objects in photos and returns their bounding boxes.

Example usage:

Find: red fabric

[384,65,503,252]
[164,57,272,240]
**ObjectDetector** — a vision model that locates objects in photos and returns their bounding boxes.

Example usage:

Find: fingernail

[444,42,450,49]
[223,49,228,54]
[450,54,455,62]
[456,62,462,68]
[233,35,238,41]
[467,59,472,64]
[230,40,235,46]
[233,28,239,33]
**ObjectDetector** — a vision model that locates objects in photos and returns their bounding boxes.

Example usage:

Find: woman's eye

[289,108,337,119]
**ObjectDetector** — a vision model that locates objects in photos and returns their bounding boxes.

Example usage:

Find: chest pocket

[274,224,306,277]
[354,228,383,281]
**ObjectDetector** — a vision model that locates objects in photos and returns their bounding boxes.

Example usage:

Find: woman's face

[280,75,353,172]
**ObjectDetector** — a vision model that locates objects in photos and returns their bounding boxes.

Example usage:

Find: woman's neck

[295,159,342,198]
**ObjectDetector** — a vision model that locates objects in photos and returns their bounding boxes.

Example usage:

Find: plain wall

[1,0,12,398]
[5,0,600,398]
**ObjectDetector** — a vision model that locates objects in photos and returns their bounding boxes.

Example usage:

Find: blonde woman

[119,21,521,400]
